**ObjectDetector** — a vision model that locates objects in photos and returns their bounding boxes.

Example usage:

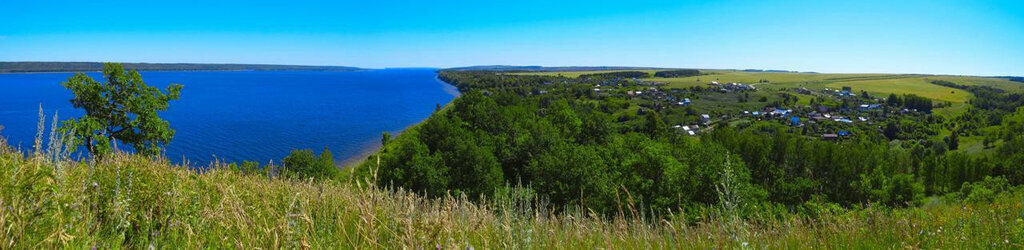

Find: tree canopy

[60,63,183,156]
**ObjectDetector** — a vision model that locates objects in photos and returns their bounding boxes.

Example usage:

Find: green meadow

[513,69,1023,104]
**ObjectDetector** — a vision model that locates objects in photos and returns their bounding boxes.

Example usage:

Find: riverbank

[340,74,461,170]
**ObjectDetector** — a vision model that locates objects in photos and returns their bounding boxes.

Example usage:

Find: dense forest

[354,70,1024,217]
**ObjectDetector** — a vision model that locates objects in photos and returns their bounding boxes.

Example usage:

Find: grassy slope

[2,141,1023,248]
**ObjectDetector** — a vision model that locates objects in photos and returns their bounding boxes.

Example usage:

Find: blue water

[0,69,458,167]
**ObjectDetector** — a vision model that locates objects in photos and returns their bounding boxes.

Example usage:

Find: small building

[790,116,802,126]
[859,104,882,111]
[770,109,792,117]
[822,134,839,140]
[700,114,712,124]
[838,131,851,137]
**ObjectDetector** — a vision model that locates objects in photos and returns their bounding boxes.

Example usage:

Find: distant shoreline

[0,61,363,74]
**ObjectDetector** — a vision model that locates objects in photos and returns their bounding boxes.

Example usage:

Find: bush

[959,176,1010,203]
[282,147,340,180]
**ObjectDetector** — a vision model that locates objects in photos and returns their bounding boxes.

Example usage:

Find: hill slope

[1,140,1021,248]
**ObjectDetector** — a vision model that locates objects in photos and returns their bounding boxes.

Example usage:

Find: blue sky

[1,0,1021,75]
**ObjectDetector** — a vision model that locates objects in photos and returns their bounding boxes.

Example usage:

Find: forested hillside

[357,70,1024,217]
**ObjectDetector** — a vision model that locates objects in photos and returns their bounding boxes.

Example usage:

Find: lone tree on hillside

[59,63,183,156]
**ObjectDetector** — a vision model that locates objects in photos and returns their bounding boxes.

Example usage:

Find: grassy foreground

[1,141,1023,248]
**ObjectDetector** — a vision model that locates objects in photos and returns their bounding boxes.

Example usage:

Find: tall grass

[0,110,1021,248]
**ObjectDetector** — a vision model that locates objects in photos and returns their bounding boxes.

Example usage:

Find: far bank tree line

[577,69,701,79]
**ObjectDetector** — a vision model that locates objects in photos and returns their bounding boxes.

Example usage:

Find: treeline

[578,71,650,79]
[932,80,1024,112]
[997,76,1024,83]
[439,71,555,91]
[654,69,700,78]
[886,93,933,112]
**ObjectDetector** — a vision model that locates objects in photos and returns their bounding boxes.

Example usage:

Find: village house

[858,104,882,111]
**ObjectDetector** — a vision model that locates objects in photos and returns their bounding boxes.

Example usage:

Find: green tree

[643,110,667,138]
[282,147,340,180]
[59,63,183,156]
[884,122,901,140]
[945,131,960,151]
[886,93,902,107]
[381,132,392,146]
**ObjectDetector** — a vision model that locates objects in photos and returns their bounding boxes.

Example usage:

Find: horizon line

[1,61,1021,78]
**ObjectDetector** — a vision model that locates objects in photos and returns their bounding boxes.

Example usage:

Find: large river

[0,69,458,167]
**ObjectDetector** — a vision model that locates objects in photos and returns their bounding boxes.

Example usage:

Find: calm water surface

[0,69,458,166]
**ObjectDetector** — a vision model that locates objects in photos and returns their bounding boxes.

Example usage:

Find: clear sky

[1,0,1021,75]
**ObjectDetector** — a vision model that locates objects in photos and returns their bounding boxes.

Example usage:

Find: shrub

[959,176,1010,203]
[281,147,340,180]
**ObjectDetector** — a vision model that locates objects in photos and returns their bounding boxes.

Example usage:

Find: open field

[514,70,1024,104]
[929,76,1024,92]
[507,70,660,78]
[823,77,970,103]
